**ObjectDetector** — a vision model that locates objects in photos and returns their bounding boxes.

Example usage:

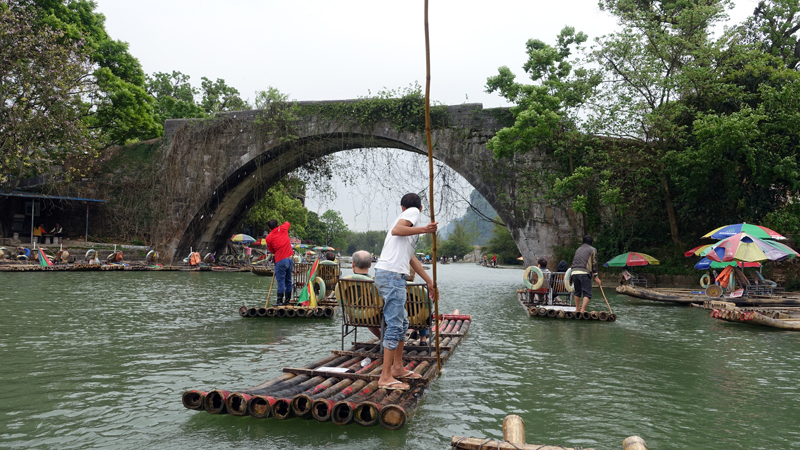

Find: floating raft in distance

[238,305,336,319]
[182,312,471,430]
[251,266,275,277]
[516,290,616,321]
[616,284,800,307]
[705,300,800,330]
[451,414,647,450]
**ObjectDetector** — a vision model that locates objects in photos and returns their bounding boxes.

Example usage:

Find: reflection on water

[1,265,799,449]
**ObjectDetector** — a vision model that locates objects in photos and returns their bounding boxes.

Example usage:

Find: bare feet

[392,369,422,379]
[378,378,409,390]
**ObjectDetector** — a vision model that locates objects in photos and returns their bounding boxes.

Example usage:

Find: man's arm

[391,219,438,236]
[409,257,437,300]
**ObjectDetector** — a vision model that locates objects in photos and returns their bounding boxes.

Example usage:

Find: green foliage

[240,180,308,238]
[31,0,161,147]
[482,223,521,265]
[0,1,97,185]
[305,211,325,245]
[146,71,206,124]
[296,83,449,133]
[485,27,601,159]
[200,77,249,114]
[319,210,350,249]
[344,230,387,256]
[439,222,477,258]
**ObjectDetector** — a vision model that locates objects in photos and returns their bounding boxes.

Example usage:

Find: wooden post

[502,415,525,445]
[622,436,648,450]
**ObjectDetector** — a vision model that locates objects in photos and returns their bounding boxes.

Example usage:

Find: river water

[1,264,799,449]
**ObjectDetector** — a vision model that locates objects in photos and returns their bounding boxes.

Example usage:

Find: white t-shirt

[374,207,421,276]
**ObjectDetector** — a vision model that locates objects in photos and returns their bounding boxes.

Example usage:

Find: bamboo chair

[405,282,433,352]
[317,263,341,298]
[292,262,313,300]
[335,278,385,350]
[549,272,571,306]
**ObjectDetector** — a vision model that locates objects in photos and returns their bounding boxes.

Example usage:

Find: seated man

[50,223,64,238]
[342,250,381,338]
[318,251,341,298]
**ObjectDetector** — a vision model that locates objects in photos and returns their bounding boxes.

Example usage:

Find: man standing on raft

[571,235,601,313]
[266,219,294,306]
[374,193,438,391]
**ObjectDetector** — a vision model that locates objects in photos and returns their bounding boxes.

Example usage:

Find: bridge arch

[158,102,582,264]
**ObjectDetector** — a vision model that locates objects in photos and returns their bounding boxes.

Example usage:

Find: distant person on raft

[570,235,602,313]
[266,219,294,306]
[374,193,438,391]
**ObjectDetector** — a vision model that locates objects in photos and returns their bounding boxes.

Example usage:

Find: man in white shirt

[374,193,438,391]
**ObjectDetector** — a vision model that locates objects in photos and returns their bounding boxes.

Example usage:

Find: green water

[1,265,799,449]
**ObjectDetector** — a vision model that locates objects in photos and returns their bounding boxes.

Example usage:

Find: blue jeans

[274,258,294,295]
[374,268,409,350]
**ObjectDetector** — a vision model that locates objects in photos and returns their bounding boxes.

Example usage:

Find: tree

[0,1,97,186]
[320,210,349,249]
[344,230,386,256]
[587,0,731,244]
[439,222,477,258]
[305,211,325,244]
[31,0,161,146]
[747,0,800,70]
[200,77,249,114]
[240,181,307,238]
[145,71,206,125]
[483,223,521,265]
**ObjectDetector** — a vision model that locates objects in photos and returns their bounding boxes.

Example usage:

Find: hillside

[441,189,498,246]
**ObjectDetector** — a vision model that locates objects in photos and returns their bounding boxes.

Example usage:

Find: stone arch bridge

[159,100,582,265]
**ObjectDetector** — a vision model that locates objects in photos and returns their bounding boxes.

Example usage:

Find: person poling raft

[181,311,471,430]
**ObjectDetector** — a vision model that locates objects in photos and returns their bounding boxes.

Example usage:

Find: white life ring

[564,268,575,293]
[313,277,326,299]
[700,273,711,289]
[522,266,544,290]
[85,249,96,261]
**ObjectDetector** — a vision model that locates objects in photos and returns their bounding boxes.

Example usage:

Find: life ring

[564,268,575,293]
[313,277,326,303]
[17,254,28,261]
[700,273,711,289]
[522,266,544,290]
[85,249,96,261]
[237,254,245,261]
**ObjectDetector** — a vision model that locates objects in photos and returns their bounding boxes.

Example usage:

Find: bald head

[352,250,371,273]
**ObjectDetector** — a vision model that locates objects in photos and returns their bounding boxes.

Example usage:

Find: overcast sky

[97,0,759,231]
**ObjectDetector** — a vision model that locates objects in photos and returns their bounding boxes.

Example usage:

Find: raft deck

[182,313,471,430]
[516,290,616,322]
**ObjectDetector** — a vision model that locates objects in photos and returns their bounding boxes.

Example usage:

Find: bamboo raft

[705,300,800,330]
[616,284,800,307]
[238,305,336,319]
[516,290,616,322]
[452,414,647,450]
[251,266,275,276]
[182,312,471,430]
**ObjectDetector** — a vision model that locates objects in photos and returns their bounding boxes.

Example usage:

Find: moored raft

[451,414,647,450]
[617,284,800,307]
[251,265,275,276]
[182,312,471,430]
[707,300,800,330]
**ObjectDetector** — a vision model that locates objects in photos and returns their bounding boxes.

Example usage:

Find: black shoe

[409,330,419,340]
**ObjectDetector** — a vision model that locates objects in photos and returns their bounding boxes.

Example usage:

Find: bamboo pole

[599,284,614,315]
[265,272,276,308]
[502,414,525,445]
[423,0,442,375]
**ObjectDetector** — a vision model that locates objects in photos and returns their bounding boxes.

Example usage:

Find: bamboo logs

[183,312,471,429]
[238,305,336,319]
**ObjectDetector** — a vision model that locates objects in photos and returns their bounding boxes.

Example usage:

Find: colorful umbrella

[306,250,315,255]
[706,232,799,263]
[703,223,786,240]
[231,234,255,244]
[684,244,716,257]
[603,252,660,267]
[253,238,268,246]
[294,244,309,249]
[694,247,761,270]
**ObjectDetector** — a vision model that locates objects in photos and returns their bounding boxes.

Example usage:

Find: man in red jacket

[266,219,294,306]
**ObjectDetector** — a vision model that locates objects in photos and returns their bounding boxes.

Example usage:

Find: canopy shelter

[0,191,108,243]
